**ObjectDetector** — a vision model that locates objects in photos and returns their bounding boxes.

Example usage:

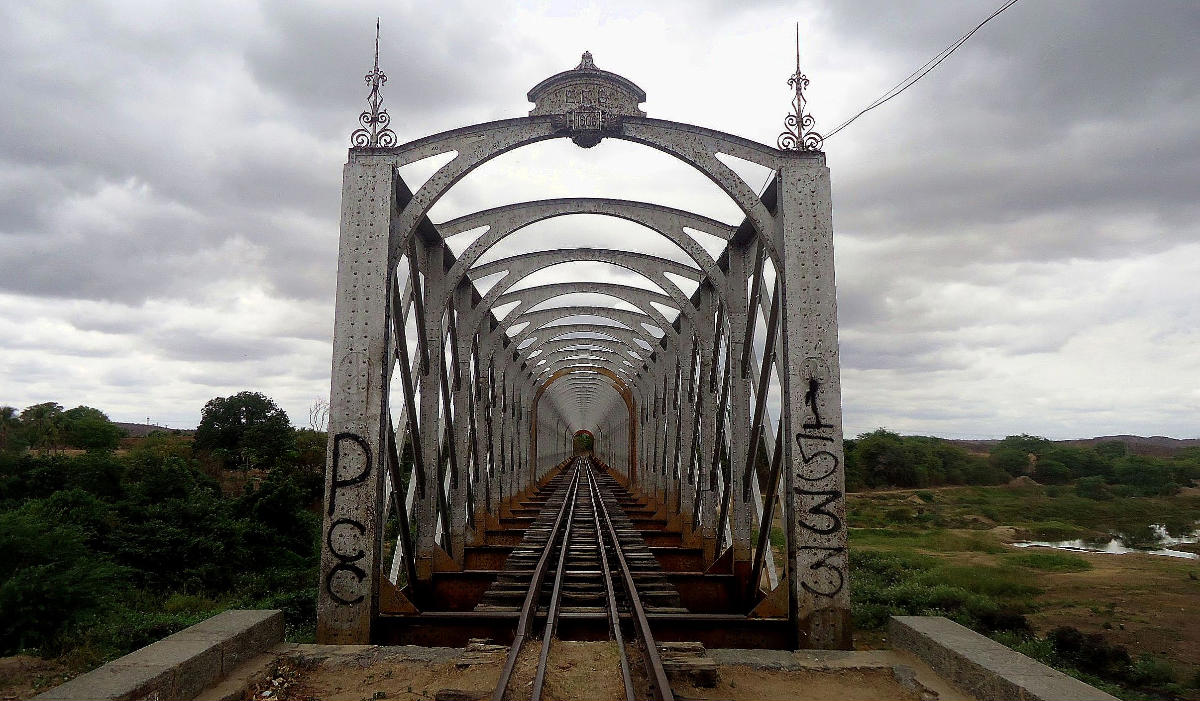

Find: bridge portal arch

[319,47,849,651]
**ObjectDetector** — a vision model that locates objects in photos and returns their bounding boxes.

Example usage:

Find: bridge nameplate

[527,51,647,147]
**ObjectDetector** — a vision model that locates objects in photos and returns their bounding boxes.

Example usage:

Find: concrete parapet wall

[888,615,1120,701]
[35,609,284,701]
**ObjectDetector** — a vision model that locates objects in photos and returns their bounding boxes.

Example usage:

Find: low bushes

[849,549,1035,634]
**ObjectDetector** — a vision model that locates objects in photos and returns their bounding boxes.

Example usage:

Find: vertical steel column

[449,282,476,561]
[498,368,511,506]
[726,240,755,569]
[649,377,663,508]
[778,155,851,649]
[675,327,698,535]
[517,382,530,491]
[693,282,718,560]
[664,355,683,521]
[317,157,396,643]
[414,235,449,577]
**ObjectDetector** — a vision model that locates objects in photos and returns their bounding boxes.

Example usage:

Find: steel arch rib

[469,248,699,318]
[494,281,685,319]
[514,324,659,365]
[438,198,733,305]
[533,344,641,370]
[535,361,637,387]
[469,281,689,346]
[530,338,647,364]
[380,115,786,268]
[505,306,674,352]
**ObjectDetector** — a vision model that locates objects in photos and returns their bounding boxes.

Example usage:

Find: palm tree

[20,402,64,453]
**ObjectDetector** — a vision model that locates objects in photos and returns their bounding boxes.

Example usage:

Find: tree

[0,503,126,653]
[193,392,295,471]
[1032,458,1071,485]
[1075,476,1113,500]
[995,434,1053,456]
[0,407,22,452]
[19,402,64,453]
[308,398,330,432]
[62,406,124,450]
[853,429,914,487]
[1094,440,1128,460]
[989,446,1031,476]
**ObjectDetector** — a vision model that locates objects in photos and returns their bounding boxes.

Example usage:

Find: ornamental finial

[777,23,823,151]
[577,51,595,70]
[351,19,397,148]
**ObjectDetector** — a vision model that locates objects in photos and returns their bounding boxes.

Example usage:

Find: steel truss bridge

[318,51,852,665]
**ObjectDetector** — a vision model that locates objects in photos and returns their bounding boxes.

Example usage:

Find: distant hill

[1060,435,1200,457]
[945,435,1200,457]
[114,422,194,438]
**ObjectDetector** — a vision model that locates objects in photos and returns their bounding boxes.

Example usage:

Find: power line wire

[823,0,1021,141]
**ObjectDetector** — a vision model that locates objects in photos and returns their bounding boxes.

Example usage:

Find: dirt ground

[675,665,925,701]
[264,642,946,701]
[850,485,1200,684]
[1023,549,1200,667]
[280,648,501,701]
[0,655,72,700]
[506,640,636,701]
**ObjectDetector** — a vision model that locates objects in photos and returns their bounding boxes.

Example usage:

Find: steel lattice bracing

[318,53,850,651]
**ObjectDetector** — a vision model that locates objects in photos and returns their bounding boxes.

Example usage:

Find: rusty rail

[586,459,675,701]
[491,466,580,701]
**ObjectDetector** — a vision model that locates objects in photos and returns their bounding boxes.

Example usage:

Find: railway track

[490,457,676,701]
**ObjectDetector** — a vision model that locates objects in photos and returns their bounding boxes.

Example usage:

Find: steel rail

[491,466,581,701]
[584,458,637,701]
[587,461,676,701]
[531,462,582,701]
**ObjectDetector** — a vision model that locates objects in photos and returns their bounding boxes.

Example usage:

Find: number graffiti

[792,487,843,535]
[792,362,847,600]
[798,545,846,597]
[324,433,372,605]
[794,432,838,481]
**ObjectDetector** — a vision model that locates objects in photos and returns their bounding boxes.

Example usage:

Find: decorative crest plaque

[528,51,647,148]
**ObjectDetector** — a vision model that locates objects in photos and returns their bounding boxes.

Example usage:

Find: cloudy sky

[1,0,1197,439]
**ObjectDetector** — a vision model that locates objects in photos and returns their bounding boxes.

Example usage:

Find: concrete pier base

[34,609,283,701]
[888,616,1120,701]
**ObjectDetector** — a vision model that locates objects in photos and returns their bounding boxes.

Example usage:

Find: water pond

[1012,524,1200,560]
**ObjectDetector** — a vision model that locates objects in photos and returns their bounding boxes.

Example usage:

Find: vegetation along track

[491,457,674,701]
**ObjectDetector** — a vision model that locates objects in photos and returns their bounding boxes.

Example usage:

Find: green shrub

[1022,521,1086,540]
[1048,626,1131,679]
[1033,459,1072,485]
[849,550,1032,634]
[162,593,221,615]
[1074,476,1113,501]
[0,505,126,654]
[1127,654,1176,687]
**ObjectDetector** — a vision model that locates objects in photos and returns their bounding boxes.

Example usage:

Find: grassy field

[843,484,1200,700]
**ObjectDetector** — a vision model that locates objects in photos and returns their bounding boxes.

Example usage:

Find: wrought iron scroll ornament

[777,24,823,152]
[351,20,397,148]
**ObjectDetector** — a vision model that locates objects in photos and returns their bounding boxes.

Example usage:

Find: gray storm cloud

[0,0,1196,438]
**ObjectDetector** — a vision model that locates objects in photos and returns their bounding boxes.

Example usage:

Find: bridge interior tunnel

[572,429,593,455]
[319,52,849,651]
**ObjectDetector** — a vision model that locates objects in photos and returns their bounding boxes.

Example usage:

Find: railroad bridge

[318,45,851,675]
